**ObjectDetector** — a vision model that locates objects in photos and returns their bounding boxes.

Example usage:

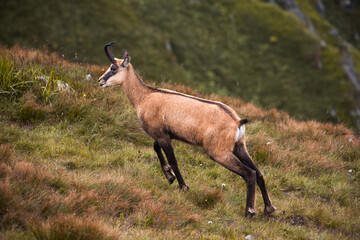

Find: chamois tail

[235,119,250,142]
[239,119,250,127]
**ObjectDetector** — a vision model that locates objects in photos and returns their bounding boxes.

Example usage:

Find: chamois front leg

[158,141,189,191]
[153,141,176,184]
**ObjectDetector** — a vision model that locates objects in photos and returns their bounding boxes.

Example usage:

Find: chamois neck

[122,65,153,108]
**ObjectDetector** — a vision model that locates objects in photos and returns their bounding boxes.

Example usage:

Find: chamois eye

[111,65,118,71]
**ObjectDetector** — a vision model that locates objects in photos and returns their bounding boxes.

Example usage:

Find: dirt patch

[286,214,307,226]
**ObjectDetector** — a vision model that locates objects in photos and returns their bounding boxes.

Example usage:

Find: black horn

[104,42,117,64]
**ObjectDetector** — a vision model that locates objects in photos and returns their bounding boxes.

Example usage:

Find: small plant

[0,56,34,97]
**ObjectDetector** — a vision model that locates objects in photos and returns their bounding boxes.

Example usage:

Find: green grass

[0,47,359,239]
[0,56,34,96]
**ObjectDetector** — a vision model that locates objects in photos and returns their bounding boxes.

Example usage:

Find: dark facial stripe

[133,71,238,122]
[102,70,116,81]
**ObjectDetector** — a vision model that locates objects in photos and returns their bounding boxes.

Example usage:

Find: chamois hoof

[168,175,176,185]
[180,185,189,191]
[245,208,256,218]
[264,205,277,215]
[164,165,175,184]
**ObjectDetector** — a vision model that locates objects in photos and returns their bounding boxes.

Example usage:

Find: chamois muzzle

[105,42,117,64]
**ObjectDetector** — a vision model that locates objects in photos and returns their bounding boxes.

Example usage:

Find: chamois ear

[122,49,131,67]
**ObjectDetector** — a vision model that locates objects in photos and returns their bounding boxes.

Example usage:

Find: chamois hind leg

[158,141,189,191]
[233,142,276,215]
[153,141,176,184]
[210,152,257,217]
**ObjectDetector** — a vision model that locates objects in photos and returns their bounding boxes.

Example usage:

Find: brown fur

[98,54,276,217]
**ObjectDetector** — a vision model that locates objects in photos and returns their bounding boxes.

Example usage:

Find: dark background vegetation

[1,0,360,130]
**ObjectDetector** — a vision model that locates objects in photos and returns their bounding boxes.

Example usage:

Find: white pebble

[245,235,256,240]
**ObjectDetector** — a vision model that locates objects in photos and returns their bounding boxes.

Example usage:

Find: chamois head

[98,42,131,88]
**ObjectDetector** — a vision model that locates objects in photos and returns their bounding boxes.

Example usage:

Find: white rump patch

[235,125,245,141]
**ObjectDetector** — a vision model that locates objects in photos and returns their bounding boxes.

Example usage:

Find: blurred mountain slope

[1,0,359,130]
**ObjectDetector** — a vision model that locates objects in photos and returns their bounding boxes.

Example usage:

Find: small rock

[55,80,74,93]
[245,234,256,240]
[329,28,339,36]
[36,75,74,93]
[85,74,92,81]
[330,109,336,117]
[165,41,172,51]
[36,75,50,81]
[315,0,325,16]
[320,40,327,48]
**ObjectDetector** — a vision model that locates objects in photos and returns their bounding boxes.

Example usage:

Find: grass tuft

[188,188,223,209]
[0,56,33,97]
[0,144,14,163]
[31,215,114,240]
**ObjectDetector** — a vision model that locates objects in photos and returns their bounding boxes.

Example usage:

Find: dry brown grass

[0,155,193,238]
[31,215,116,240]
[0,44,103,74]
[0,144,14,163]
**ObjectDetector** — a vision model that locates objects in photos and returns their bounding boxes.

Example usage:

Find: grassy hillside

[1,46,360,239]
[1,0,359,130]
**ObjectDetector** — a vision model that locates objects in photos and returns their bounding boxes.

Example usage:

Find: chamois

[98,42,276,217]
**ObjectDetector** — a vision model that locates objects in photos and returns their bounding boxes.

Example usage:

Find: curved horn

[104,42,116,64]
